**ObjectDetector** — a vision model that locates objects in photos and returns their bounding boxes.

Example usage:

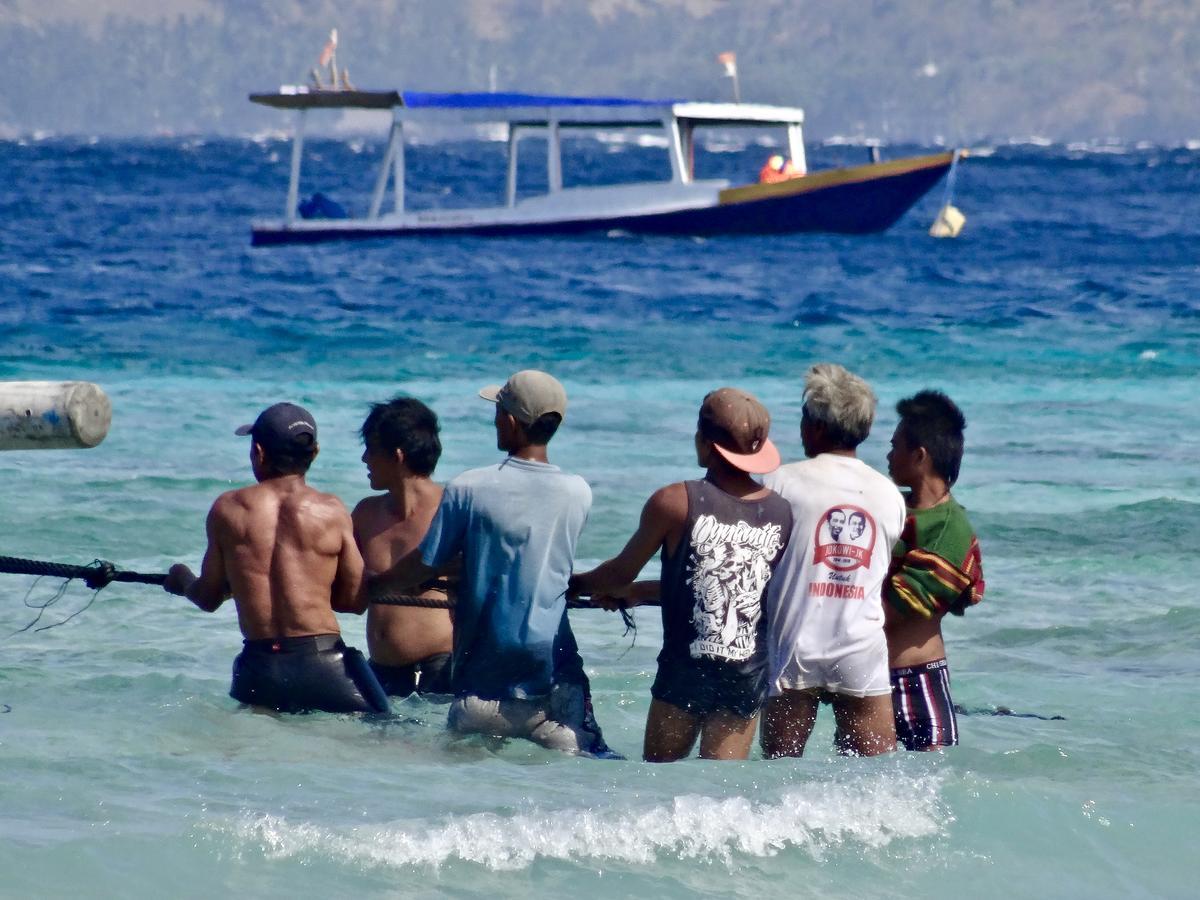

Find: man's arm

[331,503,367,614]
[164,501,231,612]
[568,483,686,598]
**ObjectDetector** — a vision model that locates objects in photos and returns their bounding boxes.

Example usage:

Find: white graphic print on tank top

[686,514,785,662]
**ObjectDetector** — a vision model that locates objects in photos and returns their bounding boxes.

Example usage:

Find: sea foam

[221,774,947,871]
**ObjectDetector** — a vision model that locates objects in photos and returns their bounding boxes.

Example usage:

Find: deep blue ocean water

[1,134,1199,898]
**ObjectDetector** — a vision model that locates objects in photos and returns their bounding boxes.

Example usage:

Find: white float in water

[930,203,966,238]
[0,381,112,450]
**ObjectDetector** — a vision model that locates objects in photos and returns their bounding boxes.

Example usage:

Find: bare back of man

[353,485,453,666]
[166,402,387,715]
[211,477,363,639]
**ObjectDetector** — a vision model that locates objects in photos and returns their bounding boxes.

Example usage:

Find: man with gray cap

[165,402,388,715]
[369,371,612,756]
[759,364,905,757]
[570,388,792,761]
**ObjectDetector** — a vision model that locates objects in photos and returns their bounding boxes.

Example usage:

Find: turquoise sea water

[1,137,1199,898]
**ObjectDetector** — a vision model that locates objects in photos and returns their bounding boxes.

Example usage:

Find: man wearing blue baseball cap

[165,402,388,715]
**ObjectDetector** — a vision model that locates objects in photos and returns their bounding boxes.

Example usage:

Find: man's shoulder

[557,468,591,497]
[350,492,388,521]
[446,463,503,488]
[765,458,818,490]
[858,465,906,523]
[646,480,688,520]
[859,460,904,496]
[927,496,979,536]
[211,484,254,516]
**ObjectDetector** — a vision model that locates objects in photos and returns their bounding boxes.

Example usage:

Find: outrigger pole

[0,381,111,450]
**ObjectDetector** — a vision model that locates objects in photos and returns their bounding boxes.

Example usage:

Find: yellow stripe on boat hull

[719,151,957,206]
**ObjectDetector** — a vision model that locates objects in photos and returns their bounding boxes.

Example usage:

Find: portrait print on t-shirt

[686,513,785,662]
[809,505,877,598]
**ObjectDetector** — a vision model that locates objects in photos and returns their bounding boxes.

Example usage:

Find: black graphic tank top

[658,479,792,677]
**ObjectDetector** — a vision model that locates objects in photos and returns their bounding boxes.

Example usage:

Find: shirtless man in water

[164,402,389,715]
[352,396,454,697]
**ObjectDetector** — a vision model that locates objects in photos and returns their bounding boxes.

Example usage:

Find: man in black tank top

[569,388,792,761]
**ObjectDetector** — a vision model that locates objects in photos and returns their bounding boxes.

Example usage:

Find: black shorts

[230,634,390,715]
[370,653,453,698]
[891,658,958,750]
[651,657,767,720]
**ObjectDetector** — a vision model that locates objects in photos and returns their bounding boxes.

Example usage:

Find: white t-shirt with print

[763,453,906,693]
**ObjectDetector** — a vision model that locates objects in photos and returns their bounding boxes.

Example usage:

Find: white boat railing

[253,90,811,227]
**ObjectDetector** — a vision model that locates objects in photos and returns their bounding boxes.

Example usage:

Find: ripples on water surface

[1,138,1198,898]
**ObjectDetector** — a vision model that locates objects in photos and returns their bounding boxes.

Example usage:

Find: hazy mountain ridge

[0,0,1195,140]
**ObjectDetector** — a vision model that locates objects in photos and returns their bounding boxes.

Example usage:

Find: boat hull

[251,152,954,246]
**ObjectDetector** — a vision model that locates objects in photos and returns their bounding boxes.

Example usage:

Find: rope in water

[0,555,166,588]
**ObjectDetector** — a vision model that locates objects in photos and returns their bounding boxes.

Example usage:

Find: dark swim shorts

[891,658,958,750]
[230,634,390,715]
[651,657,767,720]
[369,653,453,698]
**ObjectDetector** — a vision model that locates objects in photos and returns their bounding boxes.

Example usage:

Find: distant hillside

[1,0,1196,140]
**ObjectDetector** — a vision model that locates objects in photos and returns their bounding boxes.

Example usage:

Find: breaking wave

[219,774,947,871]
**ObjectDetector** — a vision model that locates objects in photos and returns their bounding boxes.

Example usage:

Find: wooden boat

[248,88,960,246]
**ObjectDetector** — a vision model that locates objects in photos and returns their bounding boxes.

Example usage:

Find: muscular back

[212,477,363,640]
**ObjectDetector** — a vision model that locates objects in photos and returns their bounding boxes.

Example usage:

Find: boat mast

[665,115,690,184]
[369,113,406,219]
[505,125,520,207]
[285,109,307,223]
[787,122,807,174]
[547,114,562,193]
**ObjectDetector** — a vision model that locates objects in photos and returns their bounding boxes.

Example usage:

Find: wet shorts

[651,658,767,720]
[230,634,390,715]
[370,653,453,698]
[773,636,891,698]
[891,658,958,750]
[448,681,617,758]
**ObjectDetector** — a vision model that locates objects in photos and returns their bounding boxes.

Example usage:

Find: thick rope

[370,592,660,610]
[0,555,166,589]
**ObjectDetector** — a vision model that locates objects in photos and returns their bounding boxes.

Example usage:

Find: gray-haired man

[759,364,906,757]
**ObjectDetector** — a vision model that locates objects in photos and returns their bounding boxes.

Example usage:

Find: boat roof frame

[249,89,805,127]
[251,88,809,226]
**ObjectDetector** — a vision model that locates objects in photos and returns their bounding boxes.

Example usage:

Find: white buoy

[930,203,966,238]
[0,381,112,450]
[930,148,967,238]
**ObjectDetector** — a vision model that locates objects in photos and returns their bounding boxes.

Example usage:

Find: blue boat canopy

[399,91,681,109]
[249,87,805,126]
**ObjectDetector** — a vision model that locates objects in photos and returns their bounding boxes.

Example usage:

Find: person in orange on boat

[758,154,802,184]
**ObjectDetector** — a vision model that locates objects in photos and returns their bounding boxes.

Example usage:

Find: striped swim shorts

[890,658,958,750]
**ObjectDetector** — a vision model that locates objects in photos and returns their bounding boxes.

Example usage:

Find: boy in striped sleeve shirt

[884,391,985,750]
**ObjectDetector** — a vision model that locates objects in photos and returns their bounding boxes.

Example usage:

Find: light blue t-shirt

[420,456,592,700]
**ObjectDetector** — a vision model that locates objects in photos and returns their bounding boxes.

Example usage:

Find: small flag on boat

[318,29,338,67]
[717,51,741,102]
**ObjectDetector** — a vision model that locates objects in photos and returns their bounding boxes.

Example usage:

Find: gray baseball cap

[479,370,568,425]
